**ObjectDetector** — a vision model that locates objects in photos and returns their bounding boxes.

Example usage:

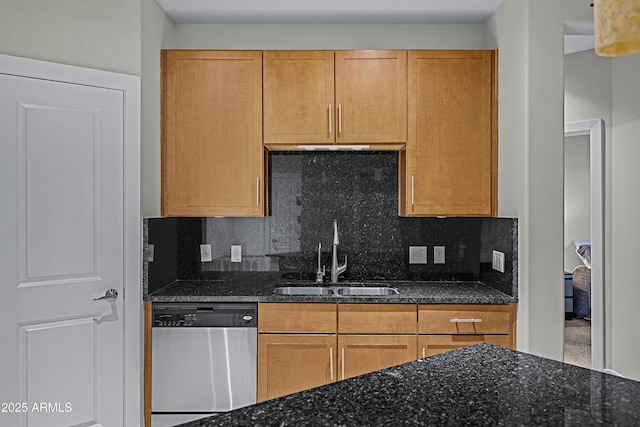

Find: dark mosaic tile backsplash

[147,152,517,296]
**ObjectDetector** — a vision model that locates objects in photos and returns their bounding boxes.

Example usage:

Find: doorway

[563,119,605,371]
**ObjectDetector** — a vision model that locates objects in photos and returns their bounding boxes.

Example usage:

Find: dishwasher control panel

[153,303,257,328]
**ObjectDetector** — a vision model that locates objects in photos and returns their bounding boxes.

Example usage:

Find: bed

[572,240,591,319]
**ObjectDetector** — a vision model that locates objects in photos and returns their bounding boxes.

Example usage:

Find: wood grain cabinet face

[263,51,335,145]
[335,50,407,144]
[258,303,338,401]
[418,335,511,358]
[161,50,265,216]
[417,303,516,358]
[338,335,417,380]
[258,334,337,402]
[337,304,417,380]
[338,303,417,334]
[263,50,407,148]
[401,50,497,216]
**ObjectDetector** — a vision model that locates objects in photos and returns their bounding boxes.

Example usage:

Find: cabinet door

[402,50,497,216]
[162,50,265,216]
[258,334,337,401]
[335,50,407,144]
[418,335,512,358]
[263,51,335,146]
[338,335,417,380]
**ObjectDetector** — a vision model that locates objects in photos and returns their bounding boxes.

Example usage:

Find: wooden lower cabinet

[418,303,513,335]
[338,335,417,380]
[258,334,337,402]
[418,334,512,358]
[256,302,516,401]
[417,303,517,357]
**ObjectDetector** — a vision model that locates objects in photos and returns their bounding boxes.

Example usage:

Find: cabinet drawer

[338,304,417,334]
[418,304,511,335]
[418,334,512,358]
[259,303,336,333]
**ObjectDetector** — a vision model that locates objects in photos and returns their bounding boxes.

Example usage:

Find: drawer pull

[450,318,483,323]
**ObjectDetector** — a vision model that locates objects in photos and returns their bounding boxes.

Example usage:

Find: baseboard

[603,368,625,378]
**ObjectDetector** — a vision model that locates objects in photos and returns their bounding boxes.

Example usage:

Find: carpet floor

[564,318,591,369]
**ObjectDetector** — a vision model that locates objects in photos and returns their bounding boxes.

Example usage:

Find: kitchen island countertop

[178,343,640,426]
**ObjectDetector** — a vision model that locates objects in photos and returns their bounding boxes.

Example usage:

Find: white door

[0,70,125,426]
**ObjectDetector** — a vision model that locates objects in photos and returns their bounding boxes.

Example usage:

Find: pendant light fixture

[594,0,640,56]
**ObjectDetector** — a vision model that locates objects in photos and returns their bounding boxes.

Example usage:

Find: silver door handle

[94,289,118,301]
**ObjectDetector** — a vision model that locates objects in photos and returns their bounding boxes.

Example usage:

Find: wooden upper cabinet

[335,50,407,144]
[263,50,407,149]
[400,50,497,217]
[161,50,265,216]
[263,51,335,145]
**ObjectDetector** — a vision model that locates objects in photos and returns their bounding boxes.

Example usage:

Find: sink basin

[273,284,399,296]
[336,287,399,296]
[273,286,333,296]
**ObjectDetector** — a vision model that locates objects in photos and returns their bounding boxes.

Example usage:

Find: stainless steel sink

[336,286,399,296]
[273,286,333,296]
[272,284,399,296]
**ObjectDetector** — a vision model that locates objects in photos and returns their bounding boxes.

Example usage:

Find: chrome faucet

[330,220,347,283]
[315,242,325,283]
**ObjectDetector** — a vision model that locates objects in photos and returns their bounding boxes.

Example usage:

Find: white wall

[0,0,141,75]
[141,0,176,217]
[563,134,590,271]
[484,0,566,360]
[610,53,640,380]
[175,24,485,50]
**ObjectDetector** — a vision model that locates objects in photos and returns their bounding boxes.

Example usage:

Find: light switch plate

[200,244,212,262]
[147,244,155,263]
[231,245,242,263]
[434,246,445,264]
[492,250,505,273]
[409,246,427,264]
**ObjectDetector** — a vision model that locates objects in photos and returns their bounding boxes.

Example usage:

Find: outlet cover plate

[434,246,445,264]
[492,250,505,273]
[409,246,427,264]
[200,244,212,262]
[231,245,242,263]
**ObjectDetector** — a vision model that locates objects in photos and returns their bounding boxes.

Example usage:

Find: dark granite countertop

[178,343,640,426]
[147,272,515,304]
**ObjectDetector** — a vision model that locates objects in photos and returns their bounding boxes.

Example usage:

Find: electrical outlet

[147,244,155,262]
[231,245,242,263]
[492,250,505,273]
[409,246,427,264]
[434,246,445,264]
[200,244,212,262]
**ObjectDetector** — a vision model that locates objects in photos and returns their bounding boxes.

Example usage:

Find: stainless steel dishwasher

[152,302,257,426]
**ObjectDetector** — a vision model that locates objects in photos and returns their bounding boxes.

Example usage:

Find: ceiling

[156,0,594,54]
[156,0,505,25]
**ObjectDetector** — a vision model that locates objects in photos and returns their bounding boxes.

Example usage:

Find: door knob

[94,289,119,301]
